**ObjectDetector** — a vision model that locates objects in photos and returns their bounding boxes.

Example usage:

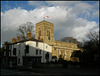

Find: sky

[1,1,99,47]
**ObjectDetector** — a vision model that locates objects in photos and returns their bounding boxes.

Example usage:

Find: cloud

[73,20,97,41]
[28,1,48,8]
[1,12,3,16]
[92,10,99,19]
[1,1,99,44]
[47,1,79,7]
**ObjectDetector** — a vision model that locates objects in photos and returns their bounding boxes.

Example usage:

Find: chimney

[27,32,31,39]
[17,35,20,42]
[12,38,16,43]
[3,44,5,48]
[40,38,43,41]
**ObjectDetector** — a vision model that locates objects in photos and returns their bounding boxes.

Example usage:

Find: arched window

[39,31,41,36]
[47,31,50,40]
[38,31,41,39]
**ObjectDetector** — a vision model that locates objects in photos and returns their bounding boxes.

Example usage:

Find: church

[35,20,80,61]
[2,20,81,67]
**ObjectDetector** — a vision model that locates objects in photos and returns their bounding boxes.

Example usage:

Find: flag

[44,16,50,20]
[45,16,49,18]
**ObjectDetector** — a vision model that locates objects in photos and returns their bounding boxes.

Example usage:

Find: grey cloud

[1,4,99,44]
[1,29,17,43]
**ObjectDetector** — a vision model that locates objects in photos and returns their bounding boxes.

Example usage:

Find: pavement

[1,67,100,75]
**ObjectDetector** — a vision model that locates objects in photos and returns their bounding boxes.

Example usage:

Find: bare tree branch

[17,22,34,40]
[86,30,99,46]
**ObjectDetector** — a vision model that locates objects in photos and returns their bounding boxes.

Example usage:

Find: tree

[71,50,82,58]
[61,37,78,43]
[81,30,99,68]
[84,30,99,54]
[61,37,82,48]
[17,22,34,40]
[86,31,99,47]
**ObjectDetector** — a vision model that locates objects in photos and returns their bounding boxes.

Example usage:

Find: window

[38,31,41,39]
[39,31,41,36]
[9,51,11,56]
[39,50,41,55]
[9,46,11,50]
[36,42,38,47]
[13,48,16,55]
[47,31,50,40]
[18,58,20,64]
[54,50,56,54]
[4,58,6,63]
[25,45,29,53]
[36,49,38,55]
[10,46,12,50]
[19,44,20,48]
[4,52,6,56]
[19,50,20,55]
[46,46,48,48]
[38,37,40,40]
[4,46,6,49]
[45,52,49,59]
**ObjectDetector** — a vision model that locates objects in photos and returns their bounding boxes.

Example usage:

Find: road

[1,68,43,75]
[1,68,100,75]
[32,67,100,75]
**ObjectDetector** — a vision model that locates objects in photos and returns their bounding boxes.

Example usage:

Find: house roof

[9,38,43,45]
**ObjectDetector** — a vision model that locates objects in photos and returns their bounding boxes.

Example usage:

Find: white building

[8,38,52,66]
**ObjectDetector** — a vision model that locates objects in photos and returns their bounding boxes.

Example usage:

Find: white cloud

[1,12,3,16]
[1,2,99,44]
[73,20,97,41]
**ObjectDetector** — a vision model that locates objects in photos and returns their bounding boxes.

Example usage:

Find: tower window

[47,31,50,40]
[39,31,41,36]
[38,31,41,39]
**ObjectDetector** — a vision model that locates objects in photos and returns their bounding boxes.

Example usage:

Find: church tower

[35,20,55,45]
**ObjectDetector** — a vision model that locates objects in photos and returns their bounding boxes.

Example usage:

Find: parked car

[51,56,58,62]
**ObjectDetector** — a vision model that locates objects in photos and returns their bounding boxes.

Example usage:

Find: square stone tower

[35,20,55,45]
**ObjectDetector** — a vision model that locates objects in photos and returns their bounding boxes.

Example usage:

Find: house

[2,33,52,67]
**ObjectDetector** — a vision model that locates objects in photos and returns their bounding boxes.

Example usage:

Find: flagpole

[44,17,45,21]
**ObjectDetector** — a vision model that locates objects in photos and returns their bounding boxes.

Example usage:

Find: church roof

[36,20,54,25]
